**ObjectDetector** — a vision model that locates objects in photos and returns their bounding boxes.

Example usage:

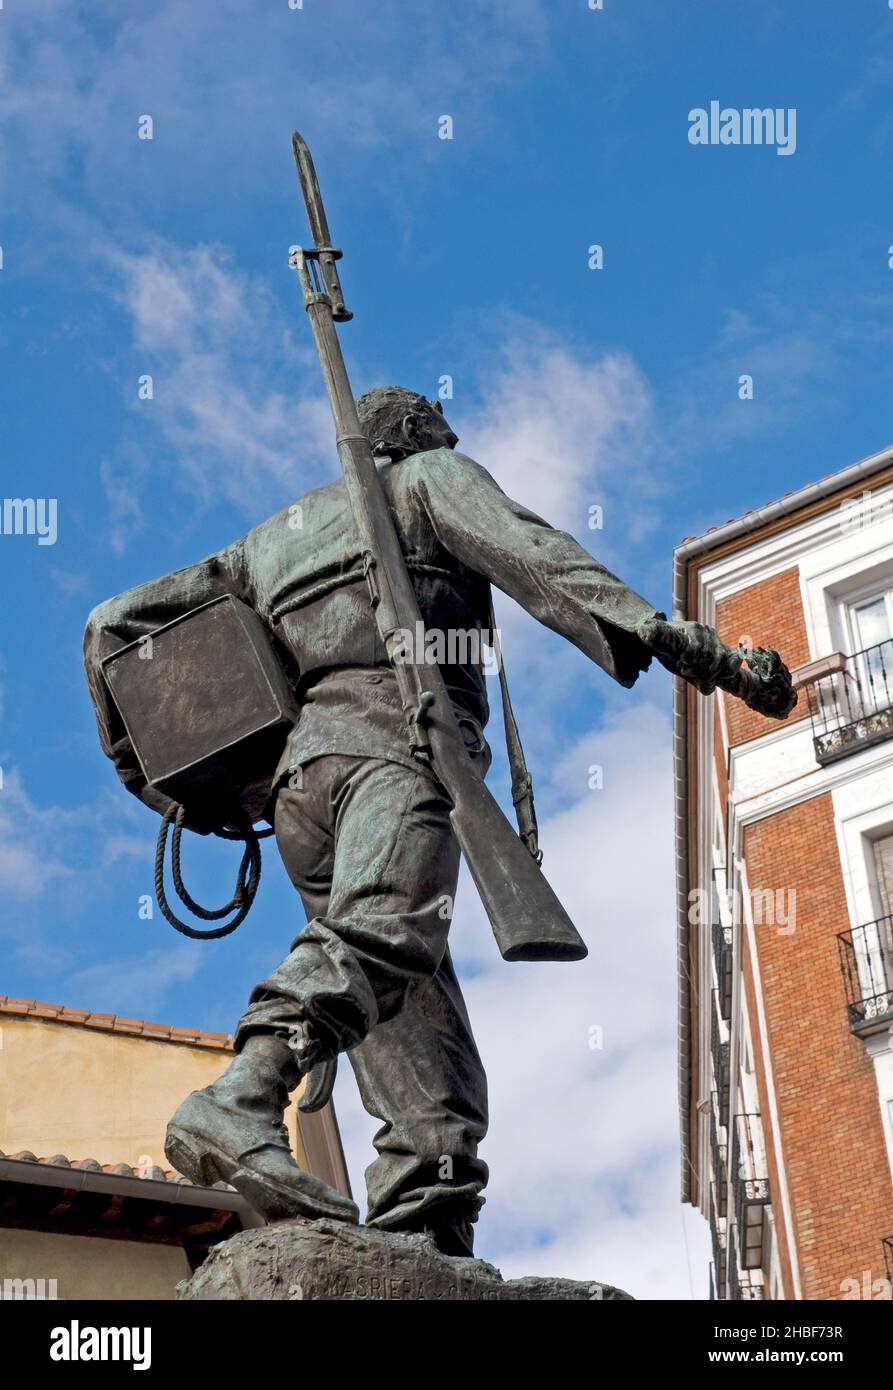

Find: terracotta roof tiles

[0,995,233,1050]
[1,1150,192,1184]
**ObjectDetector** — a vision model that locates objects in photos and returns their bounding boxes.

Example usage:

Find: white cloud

[445,324,668,756]
[457,322,659,540]
[102,242,333,519]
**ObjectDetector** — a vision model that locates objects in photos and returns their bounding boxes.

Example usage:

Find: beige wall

[0,1227,190,1301]
[0,1016,309,1170]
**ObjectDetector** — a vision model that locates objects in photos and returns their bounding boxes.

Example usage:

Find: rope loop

[154,803,273,939]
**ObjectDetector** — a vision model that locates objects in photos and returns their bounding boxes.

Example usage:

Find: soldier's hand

[738,646,798,720]
[638,617,797,719]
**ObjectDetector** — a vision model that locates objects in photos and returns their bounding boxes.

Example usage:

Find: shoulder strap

[488,593,543,865]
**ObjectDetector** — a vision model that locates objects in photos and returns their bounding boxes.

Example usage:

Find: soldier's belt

[269,560,467,625]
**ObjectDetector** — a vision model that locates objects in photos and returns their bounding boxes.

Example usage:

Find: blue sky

[2,0,893,1297]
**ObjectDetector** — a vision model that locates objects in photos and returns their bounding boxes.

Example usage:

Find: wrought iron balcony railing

[883,1237,893,1285]
[710,1207,727,1301]
[729,1256,765,1301]
[837,917,893,1035]
[712,918,733,1022]
[807,639,893,765]
[732,1111,770,1270]
[711,995,730,1127]
[710,1092,728,1220]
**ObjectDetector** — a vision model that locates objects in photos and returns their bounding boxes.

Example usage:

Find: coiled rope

[154,803,274,939]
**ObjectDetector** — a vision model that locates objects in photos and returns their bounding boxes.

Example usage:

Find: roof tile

[0,1151,207,1185]
[0,995,233,1050]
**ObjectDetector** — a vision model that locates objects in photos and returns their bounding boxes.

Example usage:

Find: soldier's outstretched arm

[83,540,253,808]
[409,450,795,720]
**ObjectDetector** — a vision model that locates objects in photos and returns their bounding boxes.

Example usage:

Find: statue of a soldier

[84,384,796,1257]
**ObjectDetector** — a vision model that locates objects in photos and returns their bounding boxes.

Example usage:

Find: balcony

[836,918,893,1036]
[710,1092,728,1220]
[712,919,733,1022]
[710,1209,727,1301]
[729,1251,765,1302]
[711,996,730,1127]
[807,639,893,765]
[732,1111,770,1270]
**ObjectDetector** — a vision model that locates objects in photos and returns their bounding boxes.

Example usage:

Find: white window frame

[799,530,893,664]
[845,583,893,657]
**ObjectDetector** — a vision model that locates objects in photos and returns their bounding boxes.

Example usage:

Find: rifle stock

[290,131,587,964]
[449,777,587,962]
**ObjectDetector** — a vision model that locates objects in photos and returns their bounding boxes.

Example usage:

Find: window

[807,580,893,763]
[843,831,893,1025]
[839,587,893,732]
[873,833,893,920]
[851,592,893,651]
[872,833,893,957]
[848,589,893,694]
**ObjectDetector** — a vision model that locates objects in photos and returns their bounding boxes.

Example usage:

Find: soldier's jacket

[84,448,661,813]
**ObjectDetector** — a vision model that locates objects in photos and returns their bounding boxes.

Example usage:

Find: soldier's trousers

[232,754,489,1232]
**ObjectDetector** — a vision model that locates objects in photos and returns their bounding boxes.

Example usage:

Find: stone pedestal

[178,1218,633,1301]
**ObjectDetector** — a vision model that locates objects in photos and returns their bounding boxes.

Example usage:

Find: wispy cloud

[0,772,81,902]
[669,294,842,457]
[68,944,204,1018]
[457,319,661,542]
[99,240,333,526]
[0,0,552,211]
[0,774,153,953]
[99,450,148,556]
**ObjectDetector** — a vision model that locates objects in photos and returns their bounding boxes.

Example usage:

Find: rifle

[289,131,586,964]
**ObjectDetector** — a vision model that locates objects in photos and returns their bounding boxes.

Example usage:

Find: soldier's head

[356,386,458,461]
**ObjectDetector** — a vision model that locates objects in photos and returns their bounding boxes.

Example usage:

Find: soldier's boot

[638,617,797,720]
[164,1031,359,1225]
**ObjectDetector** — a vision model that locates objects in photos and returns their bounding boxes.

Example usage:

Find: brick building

[674,445,893,1300]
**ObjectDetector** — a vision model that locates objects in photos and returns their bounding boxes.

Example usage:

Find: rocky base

[178,1218,633,1301]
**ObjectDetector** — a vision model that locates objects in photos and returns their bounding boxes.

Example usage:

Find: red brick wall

[714,567,811,747]
[742,794,893,1300]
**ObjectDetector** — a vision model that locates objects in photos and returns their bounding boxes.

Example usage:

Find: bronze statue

[83,136,796,1258]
